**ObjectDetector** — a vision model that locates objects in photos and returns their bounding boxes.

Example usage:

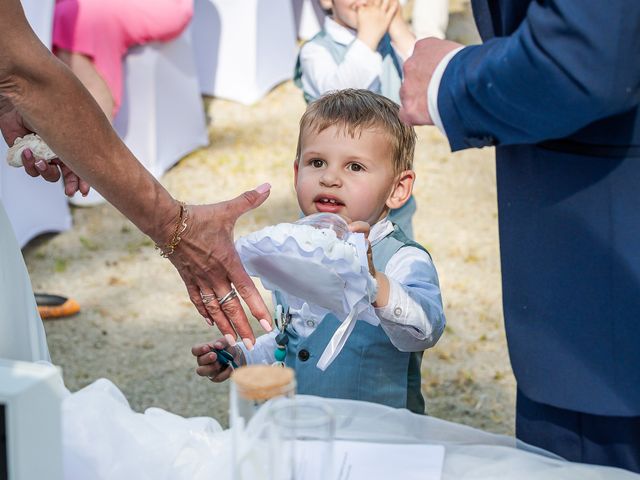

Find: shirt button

[298,349,310,362]
[393,307,403,317]
[306,319,315,328]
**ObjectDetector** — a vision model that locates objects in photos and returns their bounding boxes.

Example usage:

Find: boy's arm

[374,246,446,352]
[388,8,416,59]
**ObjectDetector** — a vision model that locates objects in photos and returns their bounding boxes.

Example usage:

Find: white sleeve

[300,39,383,95]
[240,331,278,365]
[427,46,465,136]
[375,246,446,352]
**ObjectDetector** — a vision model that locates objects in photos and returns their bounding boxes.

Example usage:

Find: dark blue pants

[516,389,640,473]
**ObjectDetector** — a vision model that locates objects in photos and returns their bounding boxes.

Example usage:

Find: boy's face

[321,0,366,30]
[294,124,399,226]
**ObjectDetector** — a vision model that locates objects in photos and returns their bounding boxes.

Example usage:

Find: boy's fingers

[191,342,215,356]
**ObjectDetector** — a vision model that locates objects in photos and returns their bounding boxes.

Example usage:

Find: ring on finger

[201,293,216,305]
[217,288,238,306]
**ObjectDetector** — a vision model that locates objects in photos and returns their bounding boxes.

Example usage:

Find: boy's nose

[319,169,341,187]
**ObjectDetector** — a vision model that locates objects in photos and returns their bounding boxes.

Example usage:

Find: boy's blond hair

[295,89,416,175]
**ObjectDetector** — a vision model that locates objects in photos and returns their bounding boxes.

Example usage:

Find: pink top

[53,0,193,115]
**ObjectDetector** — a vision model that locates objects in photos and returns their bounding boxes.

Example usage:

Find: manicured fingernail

[259,319,273,332]
[224,334,237,346]
[203,315,213,326]
[35,159,47,171]
[242,338,254,350]
[255,182,271,194]
[23,148,33,161]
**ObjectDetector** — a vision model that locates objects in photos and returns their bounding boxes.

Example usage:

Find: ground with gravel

[23,1,516,433]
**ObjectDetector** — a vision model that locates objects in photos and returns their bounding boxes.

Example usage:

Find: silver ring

[216,288,238,306]
[201,293,216,305]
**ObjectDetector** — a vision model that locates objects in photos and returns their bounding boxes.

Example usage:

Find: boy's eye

[348,163,363,172]
[311,159,325,168]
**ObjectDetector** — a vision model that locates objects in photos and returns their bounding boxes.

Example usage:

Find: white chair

[0,0,72,247]
[70,25,209,206]
[192,0,298,105]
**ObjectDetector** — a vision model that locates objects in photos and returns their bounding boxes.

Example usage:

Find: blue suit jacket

[438,0,640,415]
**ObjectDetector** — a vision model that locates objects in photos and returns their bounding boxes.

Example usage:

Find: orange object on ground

[35,293,80,319]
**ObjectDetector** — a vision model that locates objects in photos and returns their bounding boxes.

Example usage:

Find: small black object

[298,349,310,362]
[213,348,238,369]
[275,332,289,346]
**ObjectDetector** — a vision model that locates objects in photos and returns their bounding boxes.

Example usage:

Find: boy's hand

[349,221,376,277]
[356,0,398,52]
[349,220,391,307]
[192,337,246,383]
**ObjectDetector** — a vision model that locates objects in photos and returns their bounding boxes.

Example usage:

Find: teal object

[274,347,287,362]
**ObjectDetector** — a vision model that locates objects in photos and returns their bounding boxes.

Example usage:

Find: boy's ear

[386,170,415,210]
[293,159,300,190]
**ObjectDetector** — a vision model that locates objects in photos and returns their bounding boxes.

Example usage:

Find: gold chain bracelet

[155,201,188,258]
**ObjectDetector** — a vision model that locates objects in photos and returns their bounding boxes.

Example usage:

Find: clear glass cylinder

[230,365,296,480]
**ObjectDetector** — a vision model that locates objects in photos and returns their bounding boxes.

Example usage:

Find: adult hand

[192,338,245,383]
[170,184,273,347]
[0,97,89,196]
[357,0,398,51]
[399,37,463,126]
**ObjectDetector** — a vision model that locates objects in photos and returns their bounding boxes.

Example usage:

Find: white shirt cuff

[427,46,464,136]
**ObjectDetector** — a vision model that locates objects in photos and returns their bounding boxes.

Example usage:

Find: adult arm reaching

[0,0,272,344]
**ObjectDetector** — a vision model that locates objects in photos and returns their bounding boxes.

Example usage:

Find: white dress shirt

[299,17,408,101]
[243,217,446,365]
[427,46,464,135]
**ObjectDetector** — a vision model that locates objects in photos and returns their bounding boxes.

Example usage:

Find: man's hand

[399,37,463,126]
[0,96,89,196]
[168,184,274,348]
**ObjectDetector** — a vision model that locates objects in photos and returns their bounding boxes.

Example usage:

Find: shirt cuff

[427,46,464,137]
[375,277,411,326]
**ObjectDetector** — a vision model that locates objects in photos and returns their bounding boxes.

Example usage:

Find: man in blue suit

[399,0,640,472]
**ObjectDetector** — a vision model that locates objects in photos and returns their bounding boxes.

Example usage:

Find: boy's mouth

[314,195,345,213]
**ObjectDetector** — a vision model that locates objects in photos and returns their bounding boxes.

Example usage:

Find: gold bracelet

[155,201,188,258]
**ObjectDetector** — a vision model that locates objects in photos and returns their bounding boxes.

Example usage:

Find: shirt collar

[324,16,357,46]
[369,217,394,246]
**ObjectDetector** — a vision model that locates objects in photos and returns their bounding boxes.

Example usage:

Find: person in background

[0,0,271,362]
[53,0,193,122]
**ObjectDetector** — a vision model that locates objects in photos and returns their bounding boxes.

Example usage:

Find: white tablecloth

[60,379,640,480]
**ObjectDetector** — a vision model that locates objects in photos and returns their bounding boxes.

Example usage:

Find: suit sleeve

[438,0,640,151]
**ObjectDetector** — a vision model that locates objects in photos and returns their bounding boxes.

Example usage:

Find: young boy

[294,0,416,105]
[192,90,444,414]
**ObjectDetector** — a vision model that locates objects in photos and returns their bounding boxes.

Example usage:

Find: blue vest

[276,225,428,414]
[294,30,403,104]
